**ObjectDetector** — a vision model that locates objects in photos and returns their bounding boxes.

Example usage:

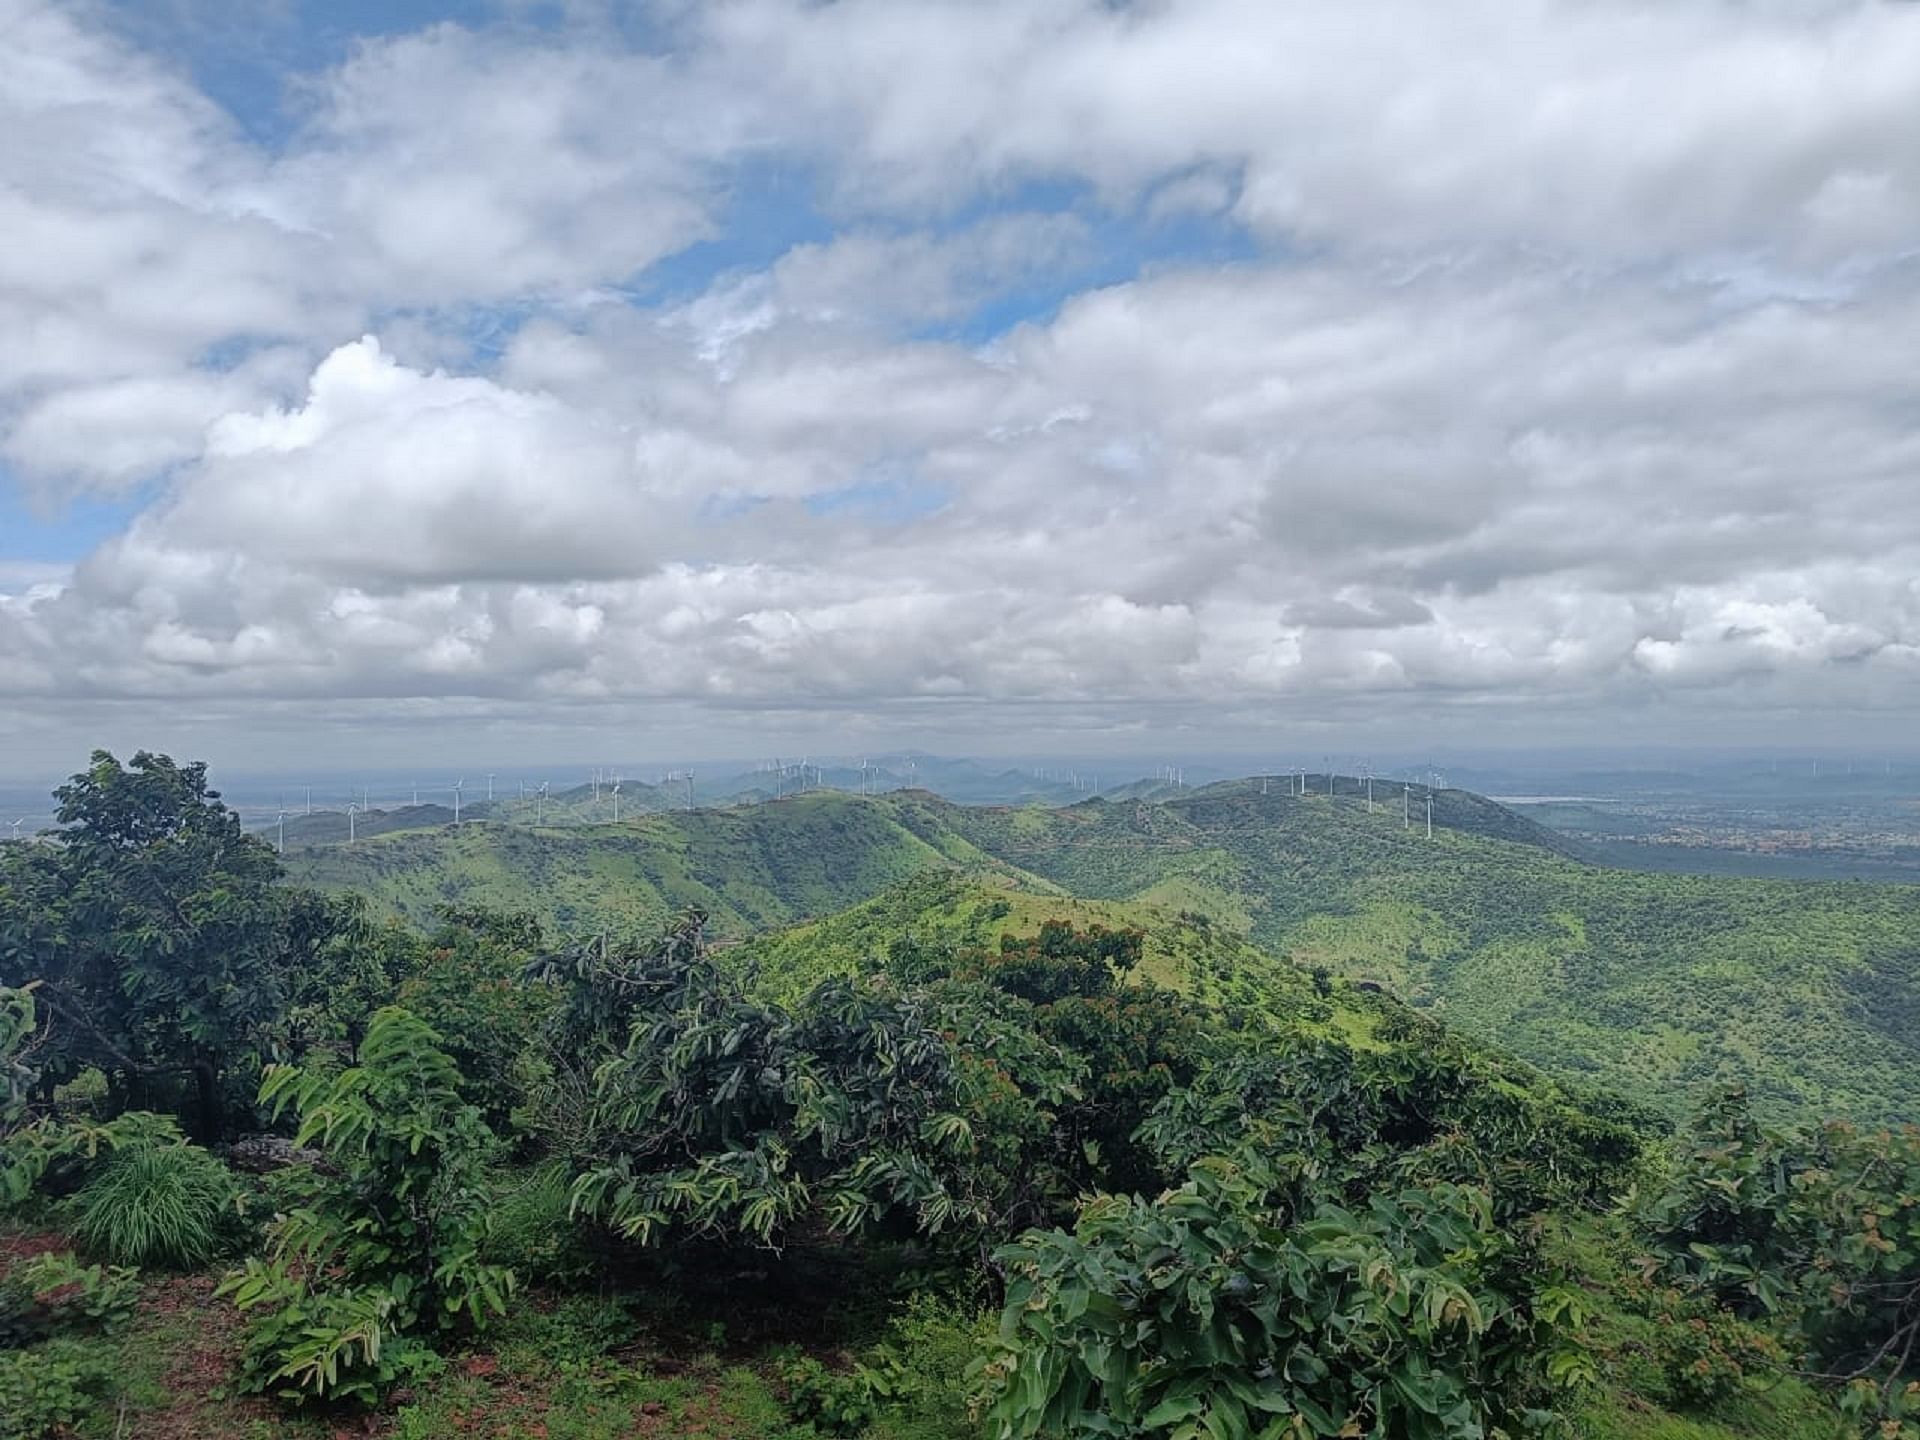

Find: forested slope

[282,790,1021,936]
[948,786,1920,1126]
[284,783,1920,1127]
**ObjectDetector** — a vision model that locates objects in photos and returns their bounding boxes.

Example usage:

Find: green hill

[283,781,1920,1128]
[282,791,1022,938]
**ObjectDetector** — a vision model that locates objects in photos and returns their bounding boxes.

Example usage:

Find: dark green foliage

[568,947,1016,1246]
[978,1151,1558,1440]
[1637,1089,1920,1433]
[777,1296,987,1440]
[219,1006,512,1404]
[280,890,427,1062]
[0,1337,122,1440]
[0,1250,139,1347]
[971,918,1141,1003]
[397,906,552,1128]
[524,907,712,1059]
[1,983,41,1205]
[1138,1025,1649,1225]
[481,1160,592,1283]
[962,922,1211,1200]
[0,752,332,1140]
[73,1135,239,1267]
[0,1243,139,1439]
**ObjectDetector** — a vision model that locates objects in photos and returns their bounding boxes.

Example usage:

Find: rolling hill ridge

[282,780,1920,1127]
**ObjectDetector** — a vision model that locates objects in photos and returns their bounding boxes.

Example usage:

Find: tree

[1637,1088,1920,1431]
[220,1007,512,1404]
[0,751,301,1139]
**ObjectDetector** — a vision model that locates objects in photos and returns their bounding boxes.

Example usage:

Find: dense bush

[0,1250,139,1347]
[0,1338,123,1440]
[1637,1088,1920,1433]
[397,906,552,1129]
[778,1296,987,1440]
[976,1151,1558,1440]
[219,1006,512,1403]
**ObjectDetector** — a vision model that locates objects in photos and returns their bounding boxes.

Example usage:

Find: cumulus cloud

[5,0,1920,765]
[710,0,1920,265]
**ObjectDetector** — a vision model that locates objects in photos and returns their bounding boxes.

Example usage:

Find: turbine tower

[346,803,360,844]
[452,779,464,826]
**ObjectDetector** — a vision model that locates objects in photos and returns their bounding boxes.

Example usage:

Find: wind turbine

[452,779,464,826]
[9,818,24,841]
[346,803,361,843]
[537,781,549,825]
[304,786,312,816]
[276,809,287,854]
[486,773,495,803]
[1426,793,1434,840]
[611,779,622,823]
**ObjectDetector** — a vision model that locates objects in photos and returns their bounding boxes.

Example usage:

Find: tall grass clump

[73,1140,237,1268]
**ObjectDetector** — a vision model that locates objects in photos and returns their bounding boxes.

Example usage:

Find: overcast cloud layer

[4,0,1920,770]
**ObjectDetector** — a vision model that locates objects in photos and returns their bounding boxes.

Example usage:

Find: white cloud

[712,0,1920,265]
[7,0,1920,765]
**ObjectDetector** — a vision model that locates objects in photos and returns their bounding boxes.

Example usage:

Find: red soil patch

[0,1226,72,1266]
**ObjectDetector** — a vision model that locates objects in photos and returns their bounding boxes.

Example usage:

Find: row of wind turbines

[1254,762,1443,837]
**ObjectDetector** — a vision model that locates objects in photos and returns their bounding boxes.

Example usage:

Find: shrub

[219,1006,512,1406]
[73,1139,239,1267]
[0,1337,121,1440]
[976,1152,1556,1440]
[224,1265,445,1407]
[865,1295,991,1440]
[0,1251,139,1347]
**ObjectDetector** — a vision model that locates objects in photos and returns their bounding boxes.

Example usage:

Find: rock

[223,1134,330,1174]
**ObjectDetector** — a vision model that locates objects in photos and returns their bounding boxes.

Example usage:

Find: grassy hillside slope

[285,783,1920,1127]
[283,791,1021,937]
[945,785,1920,1126]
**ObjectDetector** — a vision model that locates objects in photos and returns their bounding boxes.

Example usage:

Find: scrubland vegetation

[3,751,1916,1438]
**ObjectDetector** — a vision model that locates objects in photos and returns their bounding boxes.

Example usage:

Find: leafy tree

[220,1006,512,1404]
[279,890,425,1064]
[0,752,304,1138]
[1,983,41,1204]
[396,906,551,1130]
[1638,1088,1920,1432]
[977,1151,1562,1440]
[571,960,999,1247]
[957,922,1210,1200]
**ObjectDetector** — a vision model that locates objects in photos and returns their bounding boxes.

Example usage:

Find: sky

[5,0,1920,775]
